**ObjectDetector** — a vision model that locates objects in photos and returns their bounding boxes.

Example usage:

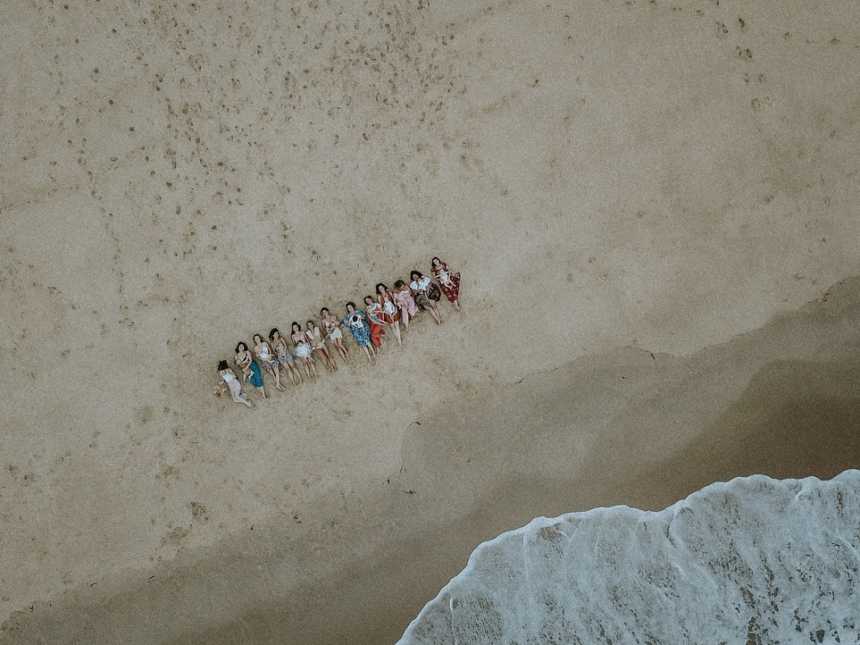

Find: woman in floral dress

[269,327,302,386]
[253,333,286,391]
[342,302,376,364]
[376,283,402,346]
[363,295,387,350]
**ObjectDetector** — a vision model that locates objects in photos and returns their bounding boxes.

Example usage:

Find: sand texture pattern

[1,0,859,643]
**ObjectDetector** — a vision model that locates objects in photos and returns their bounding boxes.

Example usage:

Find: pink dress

[393,287,418,317]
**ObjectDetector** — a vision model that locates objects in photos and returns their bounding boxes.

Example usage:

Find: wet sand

[4,278,860,644]
[2,1,860,643]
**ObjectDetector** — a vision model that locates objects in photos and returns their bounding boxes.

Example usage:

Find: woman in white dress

[290,321,318,380]
[307,319,337,371]
[216,361,252,408]
[253,333,286,391]
[320,307,350,362]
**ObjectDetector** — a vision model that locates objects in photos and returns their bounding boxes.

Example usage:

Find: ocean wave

[398,470,860,644]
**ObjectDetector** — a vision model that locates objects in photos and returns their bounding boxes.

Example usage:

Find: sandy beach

[1,1,859,643]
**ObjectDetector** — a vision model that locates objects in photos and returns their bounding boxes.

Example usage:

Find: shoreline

[4,277,860,644]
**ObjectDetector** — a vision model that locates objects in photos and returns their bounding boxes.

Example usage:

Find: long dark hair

[363,295,374,305]
[375,282,388,294]
[320,307,329,316]
[291,321,301,332]
[217,360,229,371]
[235,341,247,353]
[345,301,356,312]
[410,270,423,281]
[394,279,405,289]
[269,328,280,340]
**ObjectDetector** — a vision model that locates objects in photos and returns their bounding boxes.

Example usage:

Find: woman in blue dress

[235,341,266,398]
[342,301,376,365]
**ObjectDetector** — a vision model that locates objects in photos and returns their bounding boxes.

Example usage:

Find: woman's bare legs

[232,393,252,408]
[267,365,286,391]
[335,339,350,361]
[361,345,374,364]
[324,346,337,370]
[390,321,402,346]
[303,357,318,379]
[316,348,336,371]
[400,309,411,329]
[428,304,442,324]
[281,364,296,386]
[281,363,296,385]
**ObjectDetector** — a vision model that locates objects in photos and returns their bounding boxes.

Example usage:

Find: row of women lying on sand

[216,257,461,408]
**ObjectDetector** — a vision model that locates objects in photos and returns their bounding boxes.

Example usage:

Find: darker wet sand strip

[3,278,860,645]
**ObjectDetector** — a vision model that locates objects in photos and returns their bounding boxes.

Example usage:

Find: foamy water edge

[398,470,860,644]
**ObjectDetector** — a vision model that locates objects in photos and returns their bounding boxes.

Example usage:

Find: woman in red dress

[363,295,387,349]
[431,256,461,311]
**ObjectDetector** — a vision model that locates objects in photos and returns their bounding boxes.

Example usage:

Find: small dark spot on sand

[190,501,209,521]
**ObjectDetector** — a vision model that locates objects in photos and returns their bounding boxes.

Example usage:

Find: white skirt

[293,342,312,359]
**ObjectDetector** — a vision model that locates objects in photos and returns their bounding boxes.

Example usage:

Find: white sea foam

[398,471,860,644]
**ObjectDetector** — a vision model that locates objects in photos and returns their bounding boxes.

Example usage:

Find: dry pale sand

[1,1,859,643]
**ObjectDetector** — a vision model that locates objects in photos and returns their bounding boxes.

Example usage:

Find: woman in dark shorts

[409,270,442,324]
